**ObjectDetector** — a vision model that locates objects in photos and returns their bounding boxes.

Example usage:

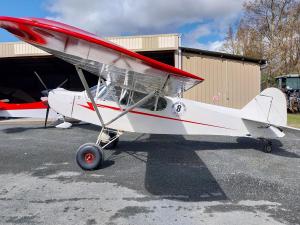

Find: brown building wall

[182,52,261,109]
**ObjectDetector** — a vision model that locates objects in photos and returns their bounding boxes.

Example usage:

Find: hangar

[0,34,266,109]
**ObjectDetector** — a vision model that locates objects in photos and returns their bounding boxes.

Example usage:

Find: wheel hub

[84,152,95,164]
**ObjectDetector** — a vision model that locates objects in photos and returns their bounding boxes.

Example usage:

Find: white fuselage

[48,88,254,137]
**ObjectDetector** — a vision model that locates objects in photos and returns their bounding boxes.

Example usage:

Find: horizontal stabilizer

[279,125,300,139]
[242,118,285,138]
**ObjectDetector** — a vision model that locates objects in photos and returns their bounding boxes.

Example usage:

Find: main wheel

[100,131,119,149]
[76,143,104,170]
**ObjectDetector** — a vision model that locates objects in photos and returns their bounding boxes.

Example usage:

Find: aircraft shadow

[115,134,227,202]
[110,133,299,202]
[2,124,298,202]
[1,126,46,133]
[3,124,298,158]
[78,124,299,158]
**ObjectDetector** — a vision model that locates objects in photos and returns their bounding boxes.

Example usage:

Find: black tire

[76,143,104,170]
[100,132,119,149]
[263,142,272,153]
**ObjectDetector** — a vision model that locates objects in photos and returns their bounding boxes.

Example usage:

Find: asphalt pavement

[0,123,299,225]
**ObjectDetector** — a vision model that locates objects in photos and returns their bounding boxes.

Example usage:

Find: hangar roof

[181,47,267,65]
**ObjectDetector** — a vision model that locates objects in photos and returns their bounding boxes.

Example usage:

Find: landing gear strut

[97,129,120,150]
[74,66,155,170]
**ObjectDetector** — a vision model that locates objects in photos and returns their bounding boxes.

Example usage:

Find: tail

[241,88,288,138]
[242,88,287,127]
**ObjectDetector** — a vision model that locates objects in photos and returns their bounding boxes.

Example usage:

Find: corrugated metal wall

[182,53,261,109]
[106,34,179,51]
[0,34,179,58]
[0,42,50,57]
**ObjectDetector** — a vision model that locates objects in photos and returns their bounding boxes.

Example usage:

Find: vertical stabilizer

[242,88,287,127]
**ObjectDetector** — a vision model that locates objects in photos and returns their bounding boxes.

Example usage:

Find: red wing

[0,16,204,96]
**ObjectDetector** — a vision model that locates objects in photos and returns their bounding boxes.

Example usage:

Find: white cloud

[182,13,241,51]
[186,39,225,52]
[206,40,225,52]
[183,24,212,45]
[45,0,243,49]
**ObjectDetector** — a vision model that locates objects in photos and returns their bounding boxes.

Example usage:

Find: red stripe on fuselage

[79,102,233,130]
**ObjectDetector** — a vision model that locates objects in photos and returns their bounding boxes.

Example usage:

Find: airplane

[0,16,297,170]
[0,72,71,128]
[0,100,74,128]
[0,83,54,120]
[0,99,56,119]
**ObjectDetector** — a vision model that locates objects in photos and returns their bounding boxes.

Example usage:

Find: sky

[0,0,244,51]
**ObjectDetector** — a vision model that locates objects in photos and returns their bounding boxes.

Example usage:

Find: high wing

[0,16,204,96]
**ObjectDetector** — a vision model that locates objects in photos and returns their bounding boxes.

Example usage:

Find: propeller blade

[44,105,50,128]
[41,90,50,97]
[34,71,48,90]
[57,78,68,88]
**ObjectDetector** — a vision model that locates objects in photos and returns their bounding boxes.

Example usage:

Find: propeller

[34,71,48,91]
[33,71,68,128]
[44,104,50,128]
[56,78,69,89]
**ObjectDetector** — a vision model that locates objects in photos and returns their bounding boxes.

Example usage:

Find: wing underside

[0,17,204,96]
[37,45,197,96]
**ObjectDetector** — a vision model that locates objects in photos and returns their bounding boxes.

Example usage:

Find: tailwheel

[76,143,104,170]
[260,139,273,153]
[264,142,273,153]
[99,130,119,149]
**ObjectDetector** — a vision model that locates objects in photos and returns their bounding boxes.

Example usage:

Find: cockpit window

[90,85,167,111]
[127,91,167,111]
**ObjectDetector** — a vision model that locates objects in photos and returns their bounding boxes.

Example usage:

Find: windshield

[90,84,106,98]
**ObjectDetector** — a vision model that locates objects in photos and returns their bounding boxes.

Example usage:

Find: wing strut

[75,65,158,150]
[154,74,170,111]
[98,90,156,148]
[75,66,105,128]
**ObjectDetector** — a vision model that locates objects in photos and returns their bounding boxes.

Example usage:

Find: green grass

[288,113,300,128]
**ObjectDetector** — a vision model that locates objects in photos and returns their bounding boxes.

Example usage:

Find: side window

[92,85,167,111]
[128,91,167,111]
[155,97,168,111]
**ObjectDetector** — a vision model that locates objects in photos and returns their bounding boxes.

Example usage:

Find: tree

[222,0,300,87]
